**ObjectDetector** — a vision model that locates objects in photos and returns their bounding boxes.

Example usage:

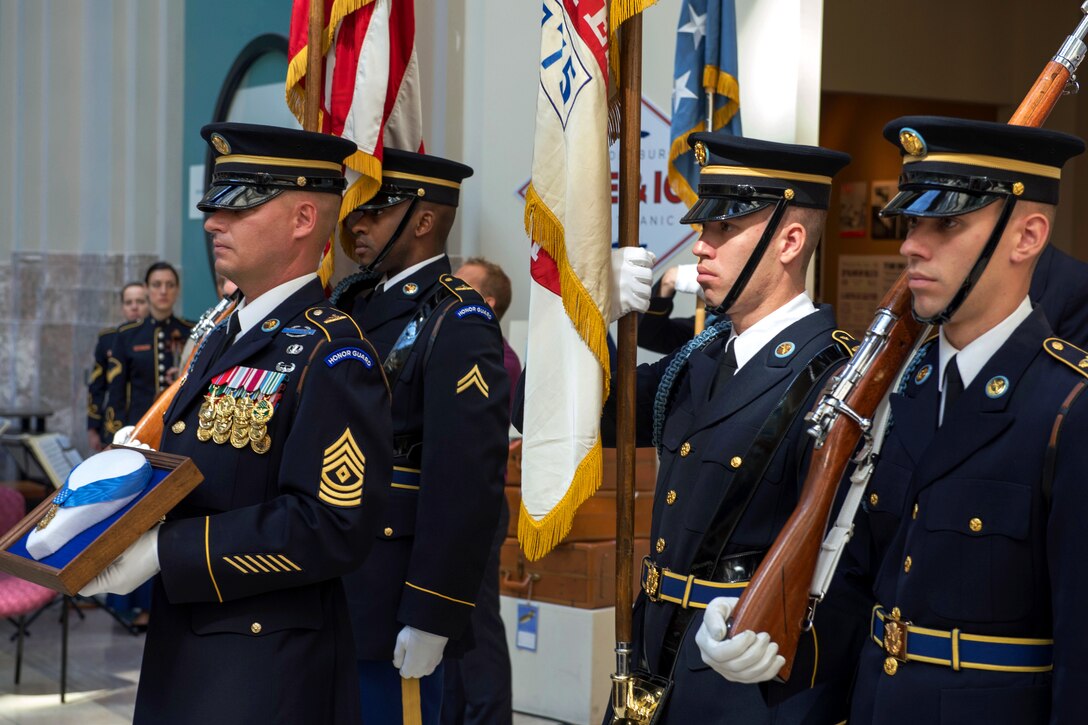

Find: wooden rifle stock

[728,7,1082,679]
[128,299,239,449]
[729,277,921,679]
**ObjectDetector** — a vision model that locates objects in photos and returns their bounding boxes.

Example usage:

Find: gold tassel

[518,439,604,561]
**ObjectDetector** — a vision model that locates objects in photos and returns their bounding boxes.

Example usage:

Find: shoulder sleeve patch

[454,303,495,322]
[325,347,375,369]
[832,329,860,357]
[1044,337,1088,379]
[304,307,363,342]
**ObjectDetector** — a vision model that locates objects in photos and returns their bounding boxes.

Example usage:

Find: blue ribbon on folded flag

[51,459,153,508]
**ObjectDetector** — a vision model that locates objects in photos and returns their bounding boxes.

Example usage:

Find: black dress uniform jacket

[1029,245,1088,344]
[846,306,1088,724]
[87,324,121,436]
[336,257,509,659]
[136,279,392,724]
[105,314,193,435]
[603,305,868,724]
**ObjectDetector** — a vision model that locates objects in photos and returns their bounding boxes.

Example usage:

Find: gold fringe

[702,66,740,101]
[317,238,335,288]
[518,183,614,559]
[518,438,604,561]
[336,150,383,257]
[608,0,659,37]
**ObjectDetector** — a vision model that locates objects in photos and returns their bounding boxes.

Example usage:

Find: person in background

[440,256,519,725]
[87,282,147,452]
[104,262,193,436]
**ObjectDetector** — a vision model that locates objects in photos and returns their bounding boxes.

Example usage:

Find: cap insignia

[694,141,708,167]
[211,133,231,155]
[985,375,1009,399]
[899,128,927,157]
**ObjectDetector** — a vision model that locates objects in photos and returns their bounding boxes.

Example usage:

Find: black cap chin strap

[358,196,421,277]
[709,197,792,317]
[913,197,1018,325]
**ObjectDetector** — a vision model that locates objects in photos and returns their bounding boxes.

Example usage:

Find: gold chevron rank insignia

[319,428,365,507]
[456,364,489,397]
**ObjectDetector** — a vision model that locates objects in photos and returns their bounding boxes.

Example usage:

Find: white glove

[609,247,656,323]
[695,596,785,684]
[80,524,161,596]
[392,626,449,679]
[111,425,153,450]
[112,425,136,446]
[672,264,705,299]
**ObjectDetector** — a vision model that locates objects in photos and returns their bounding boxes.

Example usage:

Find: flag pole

[303,0,324,132]
[692,90,715,337]
[611,11,643,721]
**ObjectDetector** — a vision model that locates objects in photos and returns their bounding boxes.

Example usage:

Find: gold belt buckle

[642,558,662,603]
[883,608,910,662]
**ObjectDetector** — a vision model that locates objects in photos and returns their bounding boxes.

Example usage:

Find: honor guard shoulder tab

[304,306,364,341]
[831,329,860,357]
[1044,337,1088,379]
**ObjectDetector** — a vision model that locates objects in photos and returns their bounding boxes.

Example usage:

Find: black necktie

[710,338,738,398]
[943,354,964,419]
[208,313,241,366]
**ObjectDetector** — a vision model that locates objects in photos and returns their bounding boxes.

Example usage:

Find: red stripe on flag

[530,245,562,297]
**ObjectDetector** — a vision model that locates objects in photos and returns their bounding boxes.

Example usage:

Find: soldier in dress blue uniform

[87,282,148,451]
[829,117,1086,724]
[82,122,393,725]
[104,263,194,438]
[599,133,867,723]
[331,149,509,724]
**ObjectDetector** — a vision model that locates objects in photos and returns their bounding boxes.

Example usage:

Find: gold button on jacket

[250,622,262,634]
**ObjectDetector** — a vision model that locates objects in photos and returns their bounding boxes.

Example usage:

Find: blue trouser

[358,659,445,724]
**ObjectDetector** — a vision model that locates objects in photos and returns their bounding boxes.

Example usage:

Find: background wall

[4,0,1088,450]
[0,0,182,448]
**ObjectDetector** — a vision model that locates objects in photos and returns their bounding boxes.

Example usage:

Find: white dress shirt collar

[235,274,316,339]
[381,254,446,292]
[938,296,1033,392]
[727,293,819,370]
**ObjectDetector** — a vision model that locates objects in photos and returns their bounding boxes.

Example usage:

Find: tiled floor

[0,598,563,723]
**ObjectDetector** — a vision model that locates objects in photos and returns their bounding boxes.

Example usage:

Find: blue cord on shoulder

[652,318,733,450]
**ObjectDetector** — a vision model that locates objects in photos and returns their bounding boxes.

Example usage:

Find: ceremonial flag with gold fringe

[286,0,423,285]
[668,0,741,208]
[520,0,655,561]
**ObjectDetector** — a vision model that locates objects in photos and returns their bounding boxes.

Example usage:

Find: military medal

[198,366,286,453]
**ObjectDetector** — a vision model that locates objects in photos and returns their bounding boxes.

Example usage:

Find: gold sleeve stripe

[391,483,421,491]
[394,466,421,473]
[405,581,475,608]
[244,555,270,573]
[276,555,302,571]
[255,554,281,572]
[205,517,223,603]
[223,557,249,574]
[234,556,259,573]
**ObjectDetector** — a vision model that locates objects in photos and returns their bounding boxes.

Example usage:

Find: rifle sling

[382,284,457,389]
[656,343,846,675]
